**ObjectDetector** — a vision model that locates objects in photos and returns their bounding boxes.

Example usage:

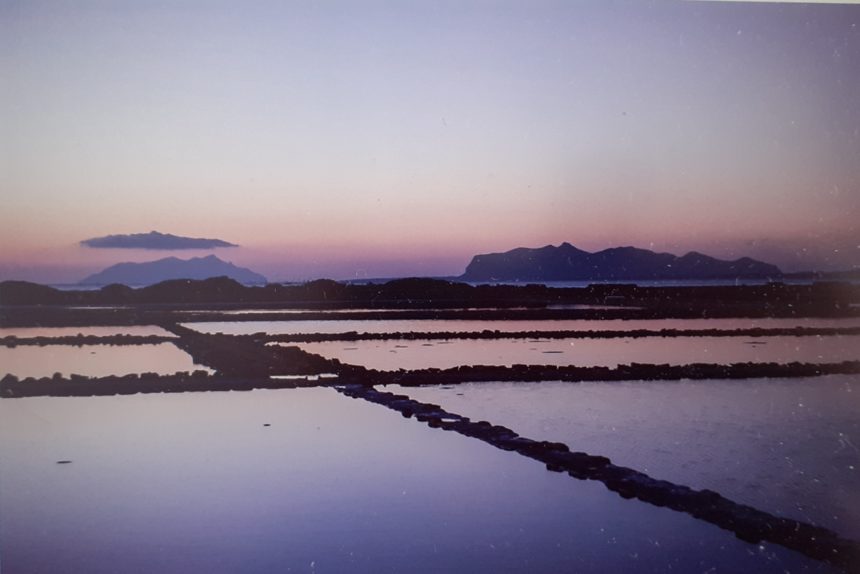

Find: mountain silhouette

[79,255,266,286]
[460,243,781,282]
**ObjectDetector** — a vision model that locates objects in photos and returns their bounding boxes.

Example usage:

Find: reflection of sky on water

[0,325,174,338]
[178,307,539,315]
[0,389,834,573]
[184,316,860,336]
[291,335,860,371]
[390,376,860,539]
[0,343,211,378]
[175,305,622,316]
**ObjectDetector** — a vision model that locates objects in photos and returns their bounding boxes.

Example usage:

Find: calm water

[0,343,211,379]
[388,376,860,539]
[177,307,546,315]
[0,325,174,338]
[175,308,419,315]
[184,316,860,336]
[289,335,860,371]
[0,389,835,573]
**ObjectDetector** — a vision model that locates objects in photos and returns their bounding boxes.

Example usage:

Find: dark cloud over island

[81,231,238,250]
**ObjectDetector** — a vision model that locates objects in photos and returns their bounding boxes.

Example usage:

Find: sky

[2,0,859,283]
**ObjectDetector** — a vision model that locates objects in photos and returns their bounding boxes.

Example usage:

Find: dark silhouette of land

[79,255,266,286]
[1,277,856,329]
[786,269,860,281]
[461,242,782,282]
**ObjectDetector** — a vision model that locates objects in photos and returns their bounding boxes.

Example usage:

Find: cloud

[81,231,238,250]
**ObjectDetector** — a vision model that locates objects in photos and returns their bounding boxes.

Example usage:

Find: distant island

[81,231,238,250]
[460,242,782,282]
[80,255,266,286]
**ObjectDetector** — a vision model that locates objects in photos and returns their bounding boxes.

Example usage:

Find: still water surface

[388,376,860,539]
[0,389,835,573]
[0,343,211,378]
[179,307,543,315]
[290,335,860,371]
[184,316,860,336]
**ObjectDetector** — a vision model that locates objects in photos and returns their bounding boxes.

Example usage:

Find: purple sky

[2,1,859,282]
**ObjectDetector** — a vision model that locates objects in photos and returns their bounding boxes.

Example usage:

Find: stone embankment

[162,324,350,378]
[1,334,174,347]
[0,371,329,398]
[365,360,860,386]
[339,384,860,572]
[263,326,860,343]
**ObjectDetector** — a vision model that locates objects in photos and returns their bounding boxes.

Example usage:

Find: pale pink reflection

[0,343,212,378]
[291,335,860,371]
[185,316,860,336]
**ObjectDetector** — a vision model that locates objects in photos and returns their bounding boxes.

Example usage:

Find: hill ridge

[80,255,266,286]
[460,243,781,282]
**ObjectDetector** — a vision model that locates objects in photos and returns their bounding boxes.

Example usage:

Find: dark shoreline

[3,302,859,329]
[260,325,860,343]
[1,334,175,347]
[5,325,860,347]
[2,278,857,326]
[0,307,635,328]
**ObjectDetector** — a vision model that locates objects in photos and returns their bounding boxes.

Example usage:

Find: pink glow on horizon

[2,2,858,282]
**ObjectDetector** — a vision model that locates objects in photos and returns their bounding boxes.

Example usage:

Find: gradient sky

[2,0,859,282]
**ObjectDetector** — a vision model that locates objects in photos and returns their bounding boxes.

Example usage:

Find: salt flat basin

[0,343,211,379]
[177,307,532,315]
[175,308,397,315]
[388,376,860,539]
[290,335,860,371]
[178,305,620,316]
[183,316,860,336]
[0,325,175,338]
[0,389,833,573]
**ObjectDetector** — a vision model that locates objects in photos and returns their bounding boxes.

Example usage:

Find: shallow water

[177,306,549,315]
[388,376,860,538]
[183,316,860,336]
[175,308,426,315]
[0,343,211,379]
[290,335,860,371]
[0,325,175,338]
[0,389,835,573]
